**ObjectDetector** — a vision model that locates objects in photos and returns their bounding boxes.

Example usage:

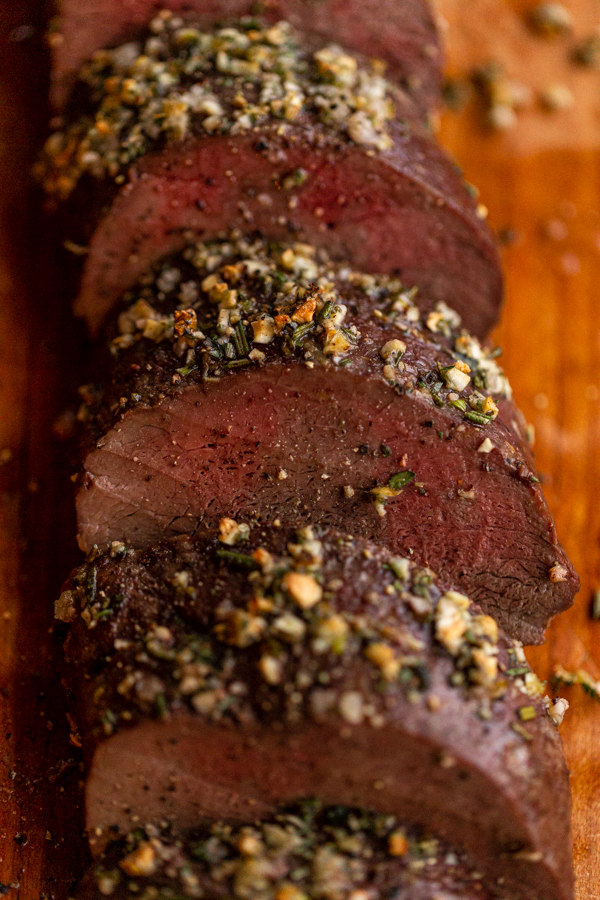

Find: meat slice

[73,805,500,900]
[38,19,501,338]
[55,526,574,900]
[75,237,577,644]
[50,0,442,114]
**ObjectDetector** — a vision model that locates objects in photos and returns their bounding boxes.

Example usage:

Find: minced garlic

[443,364,471,393]
[283,572,323,609]
[119,842,157,877]
[549,563,569,583]
[219,517,250,545]
[38,19,396,199]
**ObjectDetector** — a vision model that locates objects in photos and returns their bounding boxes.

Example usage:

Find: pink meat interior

[86,711,568,900]
[78,364,571,643]
[76,131,499,338]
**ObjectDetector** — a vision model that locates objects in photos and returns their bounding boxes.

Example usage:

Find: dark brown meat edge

[50,0,442,114]
[76,270,577,645]
[56,527,574,900]
[55,119,501,339]
[73,806,501,900]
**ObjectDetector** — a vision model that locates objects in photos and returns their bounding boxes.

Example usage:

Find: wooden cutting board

[1,0,599,896]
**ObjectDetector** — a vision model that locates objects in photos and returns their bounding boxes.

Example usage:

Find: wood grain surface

[1,1,599,897]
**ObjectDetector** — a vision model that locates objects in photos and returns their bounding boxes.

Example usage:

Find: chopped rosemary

[340,326,359,344]
[388,471,416,490]
[93,609,114,620]
[291,322,315,345]
[511,722,534,742]
[233,322,250,357]
[225,359,252,369]
[464,411,491,426]
[216,548,258,568]
[87,566,97,607]
[384,558,410,581]
[155,692,169,719]
[207,341,223,359]
[317,300,334,322]
[175,365,197,377]
[553,665,600,701]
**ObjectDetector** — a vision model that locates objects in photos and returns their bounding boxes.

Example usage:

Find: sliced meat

[73,805,500,900]
[50,0,442,114]
[38,19,501,337]
[56,526,574,900]
[75,237,577,644]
